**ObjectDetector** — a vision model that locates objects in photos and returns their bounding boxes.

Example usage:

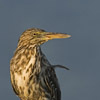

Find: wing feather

[40,67,61,100]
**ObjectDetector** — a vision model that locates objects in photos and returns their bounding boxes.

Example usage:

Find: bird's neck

[13,44,50,76]
[35,46,51,68]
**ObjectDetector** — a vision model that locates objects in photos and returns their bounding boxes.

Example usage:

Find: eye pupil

[33,33,36,35]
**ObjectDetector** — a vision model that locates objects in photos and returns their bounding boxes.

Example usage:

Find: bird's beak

[43,32,71,40]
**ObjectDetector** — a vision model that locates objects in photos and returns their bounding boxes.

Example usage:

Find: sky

[0,0,100,100]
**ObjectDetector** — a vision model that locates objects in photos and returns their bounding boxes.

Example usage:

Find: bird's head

[18,28,71,48]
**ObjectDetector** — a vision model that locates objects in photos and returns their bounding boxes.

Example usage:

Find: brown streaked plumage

[10,28,71,100]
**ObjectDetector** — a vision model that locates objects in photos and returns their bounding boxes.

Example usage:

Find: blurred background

[0,0,100,100]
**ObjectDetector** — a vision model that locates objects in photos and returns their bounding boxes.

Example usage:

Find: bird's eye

[33,33,36,35]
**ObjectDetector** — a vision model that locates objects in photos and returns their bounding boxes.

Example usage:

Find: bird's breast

[13,54,40,97]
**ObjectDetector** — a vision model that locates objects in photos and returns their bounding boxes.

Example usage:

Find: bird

[10,28,71,100]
